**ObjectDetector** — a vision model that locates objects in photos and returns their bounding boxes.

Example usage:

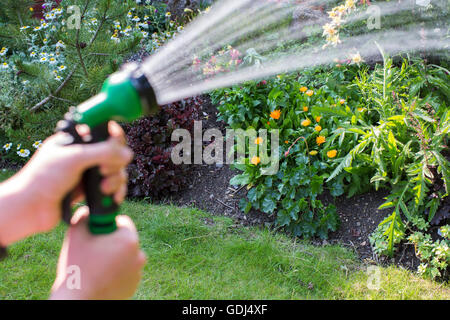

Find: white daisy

[2,143,12,151]
[17,149,30,158]
[32,140,42,149]
[55,40,66,49]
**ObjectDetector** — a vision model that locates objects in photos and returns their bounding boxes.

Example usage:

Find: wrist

[0,174,41,245]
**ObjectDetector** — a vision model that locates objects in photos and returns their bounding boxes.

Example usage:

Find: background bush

[124,96,203,199]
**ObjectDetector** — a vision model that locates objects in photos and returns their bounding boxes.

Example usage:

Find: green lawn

[0,169,449,299]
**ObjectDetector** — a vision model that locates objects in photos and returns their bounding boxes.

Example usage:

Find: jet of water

[140,0,449,105]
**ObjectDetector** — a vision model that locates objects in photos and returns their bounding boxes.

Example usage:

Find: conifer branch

[30,66,77,112]
[76,0,91,77]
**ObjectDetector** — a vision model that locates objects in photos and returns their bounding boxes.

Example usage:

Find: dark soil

[162,99,422,271]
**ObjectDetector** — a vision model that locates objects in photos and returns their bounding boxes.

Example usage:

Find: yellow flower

[301,119,311,127]
[309,150,318,156]
[251,156,261,165]
[327,150,338,158]
[339,99,346,104]
[254,137,263,145]
[357,107,365,112]
[29,7,34,12]
[305,90,314,97]
[303,106,308,112]
[316,136,326,146]
[270,109,281,120]
[345,0,356,10]
[315,116,322,122]
[315,125,322,132]
[322,23,337,37]
[299,86,308,93]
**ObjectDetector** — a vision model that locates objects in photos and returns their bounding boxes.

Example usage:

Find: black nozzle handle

[83,122,119,234]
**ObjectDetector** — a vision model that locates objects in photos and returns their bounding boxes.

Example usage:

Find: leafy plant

[123,96,203,199]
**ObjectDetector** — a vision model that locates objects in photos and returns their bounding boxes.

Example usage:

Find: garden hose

[57,63,159,234]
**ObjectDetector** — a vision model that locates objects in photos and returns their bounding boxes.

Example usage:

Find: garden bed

[161,100,423,272]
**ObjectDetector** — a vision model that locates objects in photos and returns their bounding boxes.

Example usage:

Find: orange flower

[316,136,326,146]
[300,86,308,93]
[305,90,314,97]
[301,119,311,127]
[327,150,337,158]
[309,150,318,156]
[315,116,322,122]
[303,106,309,112]
[254,137,263,145]
[339,99,346,104]
[270,109,281,120]
[357,107,365,112]
[285,140,289,144]
[251,156,261,165]
[315,125,322,132]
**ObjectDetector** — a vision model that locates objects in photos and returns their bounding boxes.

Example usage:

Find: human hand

[50,207,147,300]
[0,121,133,245]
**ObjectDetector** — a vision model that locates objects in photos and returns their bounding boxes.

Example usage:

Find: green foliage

[408,230,449,280]
[0,0,171,151]
[213,53,449,278]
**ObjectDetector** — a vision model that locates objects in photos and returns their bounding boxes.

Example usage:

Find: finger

[101,170,127,195]
[99,150,133,175]
[75,124,91,138]
[71,206,90,225]
[69,141,133,173]
[115,215,138,234]
[114,183,128,204]
[108,121,127,145]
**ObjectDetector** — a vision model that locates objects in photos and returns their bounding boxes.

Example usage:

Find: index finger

[108,121,127,146]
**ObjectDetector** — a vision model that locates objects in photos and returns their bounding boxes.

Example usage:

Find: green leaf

[262,196,277,213]
[230,174,250,186]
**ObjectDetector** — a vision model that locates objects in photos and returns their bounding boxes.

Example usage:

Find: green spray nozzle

[60,64,160,234]
[73,64,159,128]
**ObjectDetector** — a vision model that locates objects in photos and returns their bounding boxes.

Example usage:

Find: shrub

[212,55,449,277]
[124,96,203,199]
[211,69,357,239]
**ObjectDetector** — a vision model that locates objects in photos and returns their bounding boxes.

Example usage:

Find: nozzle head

[73,65,159,128]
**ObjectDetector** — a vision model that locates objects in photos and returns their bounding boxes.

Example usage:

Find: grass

[0,169,449,299]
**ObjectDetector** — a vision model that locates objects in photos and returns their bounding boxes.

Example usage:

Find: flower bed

[212,57,449,279]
